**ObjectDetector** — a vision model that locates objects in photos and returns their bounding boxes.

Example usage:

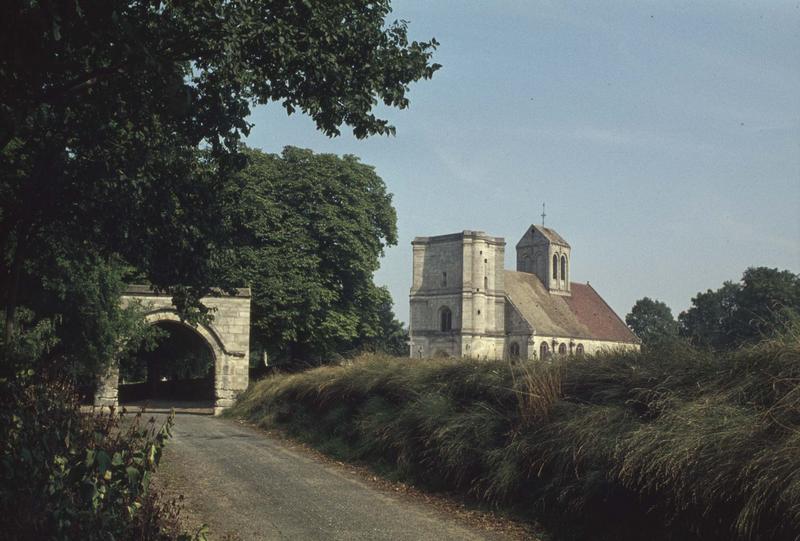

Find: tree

[357,287,409,357]
[729,267,800,341]
[1,1,439,366]
[222,146,403,362]
[625,297,679,348]
[679,267,800,350]
[678,281,740,350]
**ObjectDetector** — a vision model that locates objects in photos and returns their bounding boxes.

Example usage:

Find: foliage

[357,287,409,357]
[679,267,800,349]
[223,146,405,362]
[626,297,679,348]
[1,0,439,355]
[0,372,197,540]
[0,250,159,384]
[230,334,800,541]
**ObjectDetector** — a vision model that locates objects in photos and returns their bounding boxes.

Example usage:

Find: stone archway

[95,285,251,414]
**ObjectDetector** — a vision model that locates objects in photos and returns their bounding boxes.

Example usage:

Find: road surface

[151,413,527,540]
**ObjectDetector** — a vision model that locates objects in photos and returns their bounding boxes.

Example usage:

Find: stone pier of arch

[94,285,251,415]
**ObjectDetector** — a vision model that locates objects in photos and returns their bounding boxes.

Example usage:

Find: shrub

[0,371,197,540]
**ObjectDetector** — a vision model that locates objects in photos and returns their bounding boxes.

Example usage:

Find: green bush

[0,372,197,540]
[230,331,800,541]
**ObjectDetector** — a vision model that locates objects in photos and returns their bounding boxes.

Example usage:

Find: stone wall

[95,286,251,415]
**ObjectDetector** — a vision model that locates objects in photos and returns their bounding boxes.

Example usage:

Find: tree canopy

[1,1,438,371]
[223,146,405,362]
[679,267,800,350]
[625,297,679,349]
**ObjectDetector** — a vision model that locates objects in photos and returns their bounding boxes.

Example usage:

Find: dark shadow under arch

[119,319,217,404]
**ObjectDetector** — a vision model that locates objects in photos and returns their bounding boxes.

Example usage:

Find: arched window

[558,343,567,355]
[561,255,567,282]
[539,342,549,359]
[440,306,452,332]
[576,344,584,356]
[441,271,447,287]
[509,342,520,359]
[552,254,558,279]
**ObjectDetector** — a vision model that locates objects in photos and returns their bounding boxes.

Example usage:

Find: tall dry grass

[509,359,563,428]
[229,330,800,541]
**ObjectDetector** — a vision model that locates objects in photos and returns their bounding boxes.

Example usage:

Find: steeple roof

[534,225,570,246]
[515,225,570,248]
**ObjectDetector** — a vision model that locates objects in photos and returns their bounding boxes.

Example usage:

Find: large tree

[0,1,439,367]
[223,146,403,362]
[679,267,800,350]
[625,297,679,349]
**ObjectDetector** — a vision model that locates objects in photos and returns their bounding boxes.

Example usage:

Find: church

[408,225,640,360]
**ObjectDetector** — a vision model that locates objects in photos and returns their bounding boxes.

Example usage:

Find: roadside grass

[229,331,800,541]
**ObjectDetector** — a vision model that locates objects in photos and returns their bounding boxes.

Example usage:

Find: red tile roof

[564,283,640,343]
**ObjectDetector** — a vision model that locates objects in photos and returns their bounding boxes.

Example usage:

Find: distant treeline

[627,266,800,350]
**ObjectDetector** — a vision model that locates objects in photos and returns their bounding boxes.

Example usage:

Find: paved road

[152,413,519,541]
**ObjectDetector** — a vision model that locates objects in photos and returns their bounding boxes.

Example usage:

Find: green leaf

[95,450,110,473]
[126,466,140,486]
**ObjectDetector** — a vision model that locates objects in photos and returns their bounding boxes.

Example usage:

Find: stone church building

[409,225,639,360]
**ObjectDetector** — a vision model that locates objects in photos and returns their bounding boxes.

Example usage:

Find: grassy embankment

[230,335,800,541]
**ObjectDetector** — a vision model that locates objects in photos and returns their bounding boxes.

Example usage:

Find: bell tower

[516,225,571,296]
[409,231,506,358]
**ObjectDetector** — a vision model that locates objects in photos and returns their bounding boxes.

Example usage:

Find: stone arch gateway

[94,285,251,414]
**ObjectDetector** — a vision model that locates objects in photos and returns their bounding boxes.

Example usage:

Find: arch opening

[539,342,550,360]
[439,306,453,332]
[119,320,216,405]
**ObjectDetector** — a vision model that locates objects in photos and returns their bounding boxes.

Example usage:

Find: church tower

[515,225,571,295]
[409,231,506,358]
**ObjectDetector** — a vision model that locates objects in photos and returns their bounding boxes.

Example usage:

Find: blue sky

[246,1,800,324]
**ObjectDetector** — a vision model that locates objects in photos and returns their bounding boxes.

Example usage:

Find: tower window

[540,342,550,359]
[552,254,558,279]
[509,342,520,359]
[441,271,447,287]
[561,255,567,283]
[440,306,452,332]
[484,276,488,290]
